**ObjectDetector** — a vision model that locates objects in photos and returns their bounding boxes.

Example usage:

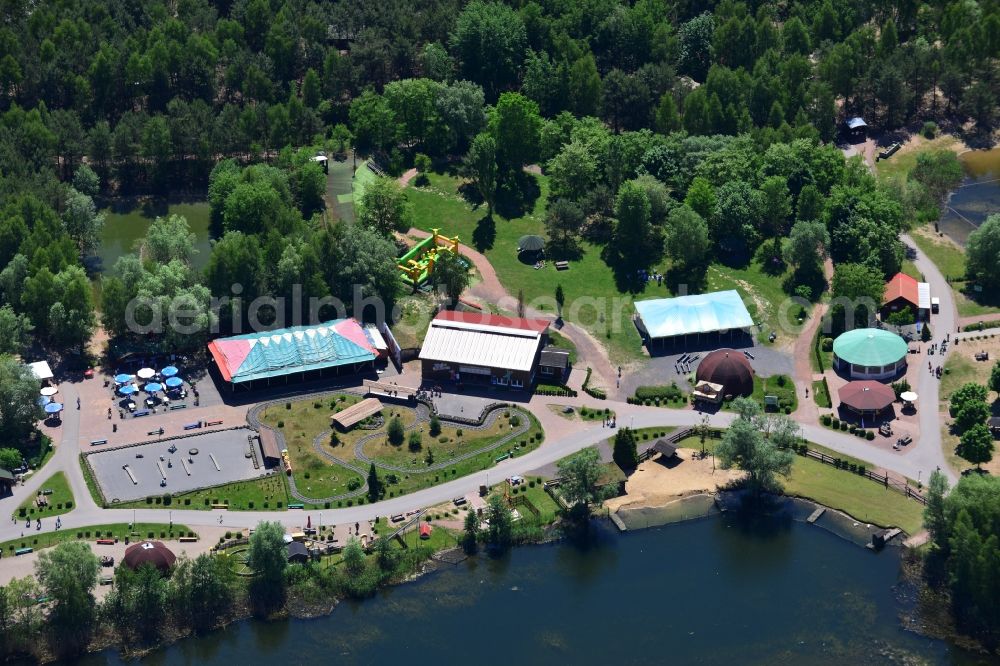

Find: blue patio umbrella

[160,366,179,378]
[44,402,63,414]
[37,395,51,407]
[145,382,163,393]
[118,384,137,395]
[165,376,183,388]
[114,373,132,384]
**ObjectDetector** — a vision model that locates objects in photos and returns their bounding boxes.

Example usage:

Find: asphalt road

[0,235,962,540]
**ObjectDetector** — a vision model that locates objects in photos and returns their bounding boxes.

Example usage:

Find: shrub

[146,496,153,504]
[839,422,848,431]
[147,531,154,539]
[65,501,72,509]
[865,431,875,441]
[248,501,254,509]
[408,430,423,451]
[277,420,284,428]
[456,429,463,438]
[510,414,521,427]
[387,416,405,445]
[821,337,833,352]
[429,414,441,437]
[921,120,938,138]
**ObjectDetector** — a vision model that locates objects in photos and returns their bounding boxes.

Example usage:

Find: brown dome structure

[695,349,754,398]
[123,540,176,574]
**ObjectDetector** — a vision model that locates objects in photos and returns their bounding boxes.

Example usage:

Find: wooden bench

[183,422,201,430]
[90,439,108,446]
[96,539,116,545]
[169,403,187,410]
[205,419,223,426]
[554,261,570,270]
[179,536,198,543]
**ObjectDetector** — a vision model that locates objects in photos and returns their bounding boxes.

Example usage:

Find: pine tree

[462,509,480,554]
[367,463,381,502]
[612,428,639,469]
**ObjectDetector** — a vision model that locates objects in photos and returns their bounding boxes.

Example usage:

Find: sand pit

[605,448,744,512]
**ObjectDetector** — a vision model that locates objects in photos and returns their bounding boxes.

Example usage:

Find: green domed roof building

[832,328,908,380]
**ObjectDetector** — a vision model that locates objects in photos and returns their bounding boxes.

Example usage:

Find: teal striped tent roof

[208,319,377,384]
[832,328,908,367]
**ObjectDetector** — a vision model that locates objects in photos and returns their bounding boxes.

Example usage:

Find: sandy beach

[604,448,744,512]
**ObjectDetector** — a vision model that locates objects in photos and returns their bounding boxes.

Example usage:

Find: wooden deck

[331,397,384,429]
[363,379,417,398]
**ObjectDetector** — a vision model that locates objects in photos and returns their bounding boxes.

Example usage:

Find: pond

[77,515,983,665]
[939,146,1000,247]
[91,199,213,275]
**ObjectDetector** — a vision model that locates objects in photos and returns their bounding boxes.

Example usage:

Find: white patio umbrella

[899,391,918,403]
[40,386,58,397]
[137,367,156,380]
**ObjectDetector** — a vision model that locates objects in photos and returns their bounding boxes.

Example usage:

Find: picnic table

[554,260,570,271]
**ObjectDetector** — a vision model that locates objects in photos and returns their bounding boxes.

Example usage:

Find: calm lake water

[79,515,984,666]
[940,147,1000,246]
[94,200,213,274]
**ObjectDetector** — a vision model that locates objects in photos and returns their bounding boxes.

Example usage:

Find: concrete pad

[87,429,268,503]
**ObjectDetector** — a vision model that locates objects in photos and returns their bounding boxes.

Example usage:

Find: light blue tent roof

[846,116,867,129]
[634,290,754,339]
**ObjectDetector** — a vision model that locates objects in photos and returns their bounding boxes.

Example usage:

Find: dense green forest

[0,0,992,356]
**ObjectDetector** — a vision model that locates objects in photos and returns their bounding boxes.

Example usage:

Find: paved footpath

[404,227,620,394]
[903,233,958,485]
[0,234,964,543]
[0,391,946,540]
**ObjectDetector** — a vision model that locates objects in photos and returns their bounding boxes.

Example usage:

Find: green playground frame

[398,228,460,286]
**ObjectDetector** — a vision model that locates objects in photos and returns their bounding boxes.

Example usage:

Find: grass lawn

[15,472,74,519]
[910,225,1000,318]
[116,474,291,511]
[782,454,925,533]
[673,436,923,533]
[901,259,922,281]
[939,338,1000,473]
[546,330,578,363]
[811,324,834,374]
[0,523,195,556]
[749,374,798,413]
[703,260,807,346]
[406,171,795,363]
[812,379,832,408]
[261,394,546,502]
[875,134,962,182]
[390,293,436,350]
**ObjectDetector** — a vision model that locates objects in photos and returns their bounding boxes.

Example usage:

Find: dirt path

[404,228,619,393]
[397,168,418,188]
[791,259,834,424]
[958,312,1000,328]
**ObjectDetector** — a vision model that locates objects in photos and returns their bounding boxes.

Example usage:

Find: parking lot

[87,429,266,502]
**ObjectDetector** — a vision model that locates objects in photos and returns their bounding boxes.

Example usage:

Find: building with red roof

[419,311,550,388]
[881,273,931,321]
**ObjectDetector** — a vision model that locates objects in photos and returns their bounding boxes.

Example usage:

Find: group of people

[637,269,665,286]
[602,415,617,428]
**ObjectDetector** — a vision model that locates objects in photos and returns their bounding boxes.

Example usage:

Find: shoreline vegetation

[3,430,940,663]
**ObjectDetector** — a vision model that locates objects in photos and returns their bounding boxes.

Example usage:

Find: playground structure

[398,229,460,286]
